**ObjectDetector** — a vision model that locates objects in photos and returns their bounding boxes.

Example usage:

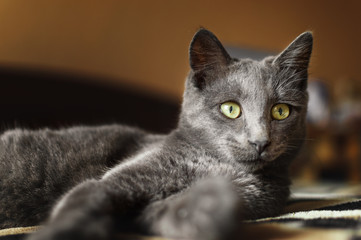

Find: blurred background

[0,0,360,183]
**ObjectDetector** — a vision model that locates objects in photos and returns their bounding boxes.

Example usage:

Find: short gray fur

[0,29,312,240]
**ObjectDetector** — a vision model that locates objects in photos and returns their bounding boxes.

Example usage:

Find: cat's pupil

[278,108,283,115]
[229,106,233,113]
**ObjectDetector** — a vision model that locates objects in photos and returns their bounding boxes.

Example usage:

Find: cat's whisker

[289,137,316,141]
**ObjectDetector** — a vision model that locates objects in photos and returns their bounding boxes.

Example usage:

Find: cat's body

[0,29,312,240]
[0,125,163,228]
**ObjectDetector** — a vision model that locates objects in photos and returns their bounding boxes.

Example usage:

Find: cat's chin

[241,161,267,171]
[239,157,268,171]
[238,153,279,170]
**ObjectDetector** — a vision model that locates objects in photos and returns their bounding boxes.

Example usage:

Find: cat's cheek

[265,146,286,162]
[271,116,299,135]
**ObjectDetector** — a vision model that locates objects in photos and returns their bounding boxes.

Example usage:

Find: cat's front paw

[157,177,239,240]
[27,214,113,240]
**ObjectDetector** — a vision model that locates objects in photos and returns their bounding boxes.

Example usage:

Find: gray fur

[0,29,312,240]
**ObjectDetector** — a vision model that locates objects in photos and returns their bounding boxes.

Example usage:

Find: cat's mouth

[243,153,276,165]
[242,156,268,165]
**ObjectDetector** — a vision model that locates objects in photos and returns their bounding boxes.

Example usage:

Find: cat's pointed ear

[273,32,313,69]
[189,29,232,72]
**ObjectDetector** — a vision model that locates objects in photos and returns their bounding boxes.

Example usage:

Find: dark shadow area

[0,66,180,133]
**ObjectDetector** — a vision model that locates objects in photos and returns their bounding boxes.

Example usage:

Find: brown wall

[0,0,360,101]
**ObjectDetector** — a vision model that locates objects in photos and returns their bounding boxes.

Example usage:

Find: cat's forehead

[203,59,276,109]
[224,59,274,97]
[229,59,271,83]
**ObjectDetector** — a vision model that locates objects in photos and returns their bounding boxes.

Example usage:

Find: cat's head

[180,29,313,171]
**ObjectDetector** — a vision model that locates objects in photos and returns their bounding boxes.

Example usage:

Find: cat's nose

[248,140,270,154]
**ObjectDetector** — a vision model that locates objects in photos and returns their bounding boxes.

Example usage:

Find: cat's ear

[189,29,232,72]
[273,32,313,70]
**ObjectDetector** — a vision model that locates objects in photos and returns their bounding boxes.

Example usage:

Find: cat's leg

[139,177,240,240]
[27,179,117,240]
[27,157,189,240]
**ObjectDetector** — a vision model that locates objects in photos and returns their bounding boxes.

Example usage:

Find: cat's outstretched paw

[153,177,239,240]
[26,214,112,240]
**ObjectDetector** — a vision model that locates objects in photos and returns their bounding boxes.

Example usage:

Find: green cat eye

[220,102,241,119]
[271,104,290,120]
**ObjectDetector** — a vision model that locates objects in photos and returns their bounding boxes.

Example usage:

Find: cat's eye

[271,104,290,120]
[220,102,241,119]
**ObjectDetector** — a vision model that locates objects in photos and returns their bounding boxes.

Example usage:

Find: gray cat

[0,29,312,240]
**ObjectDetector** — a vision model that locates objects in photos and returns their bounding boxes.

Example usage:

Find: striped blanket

[246,182,361,240]
[1,182,360,240]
